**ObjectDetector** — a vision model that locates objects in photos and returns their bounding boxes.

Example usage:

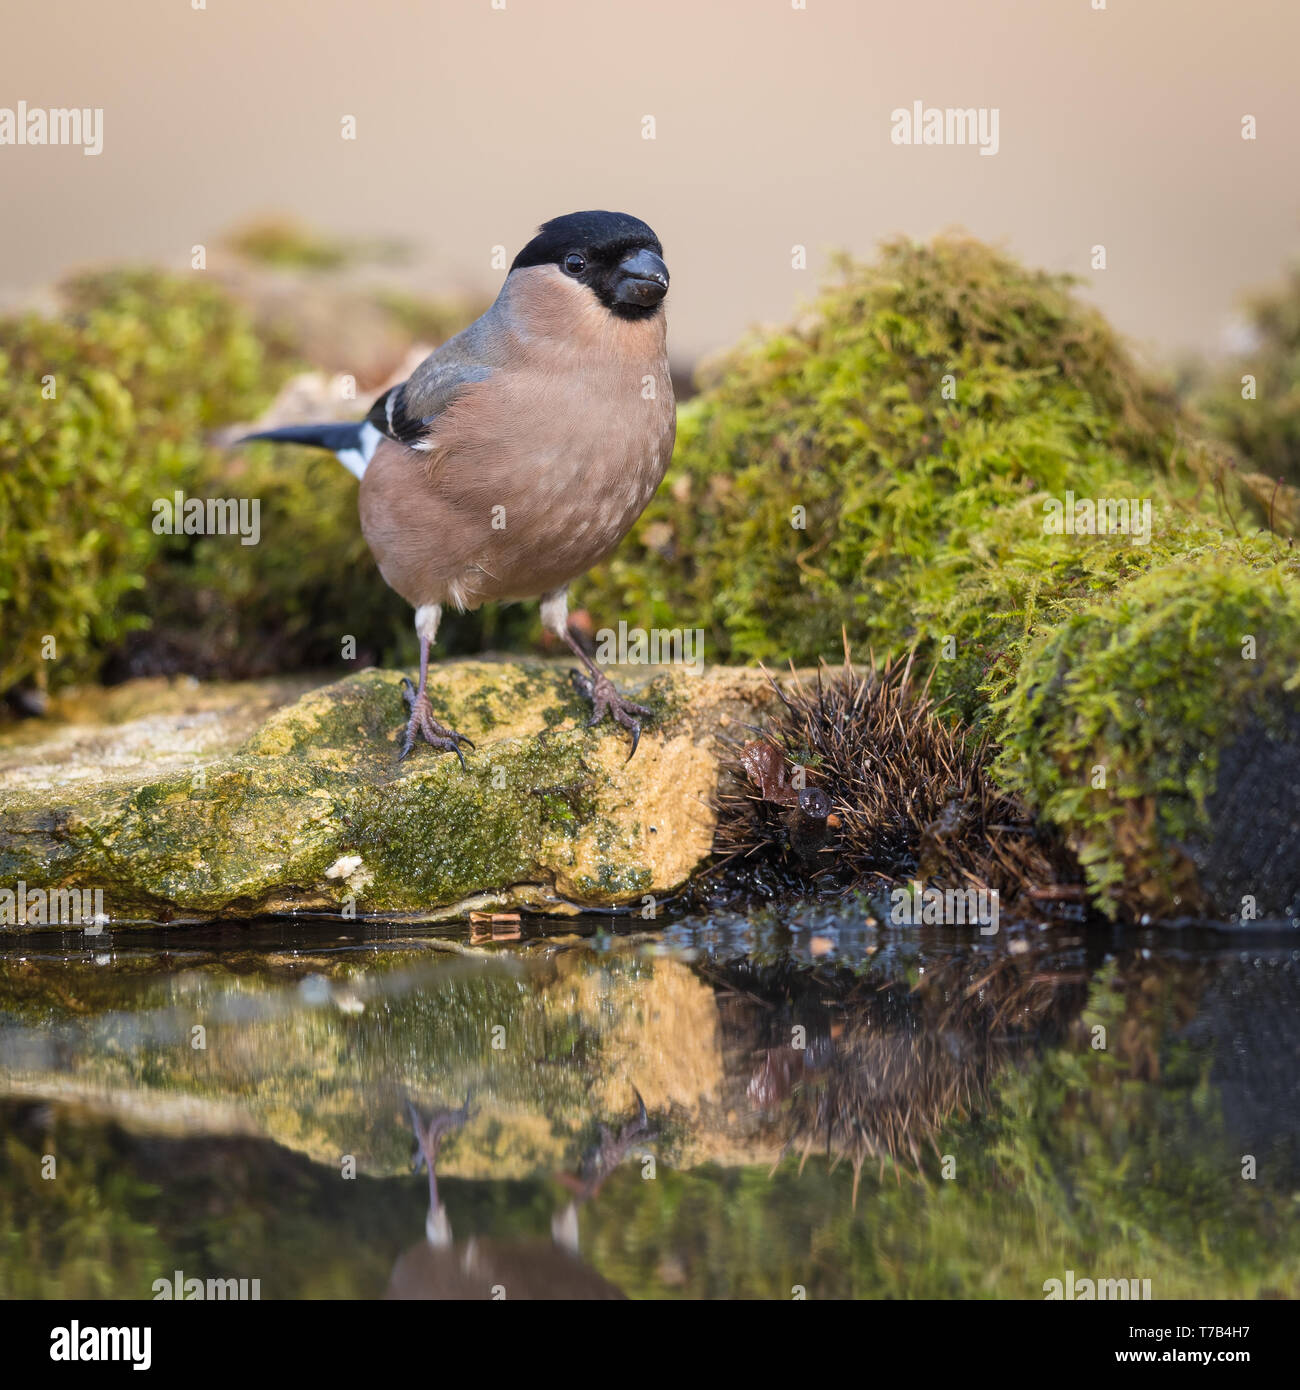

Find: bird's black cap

[511,210,663,272]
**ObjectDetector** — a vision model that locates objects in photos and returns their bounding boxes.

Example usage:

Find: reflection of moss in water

[983,963,1299,1295]
[0,1102,413,1298]
[0,1096,612,1299]
[582,964,1299,1299]
[698,939,1090,1190]
[0,1121,165,1299]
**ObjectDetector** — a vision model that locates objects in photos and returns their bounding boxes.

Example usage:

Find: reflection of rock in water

[1179,952,1300,1178]
[699,945,1089,1200]
[387,1090,652,1300]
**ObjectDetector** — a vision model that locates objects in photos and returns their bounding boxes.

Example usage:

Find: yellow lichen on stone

[0,661,789,925]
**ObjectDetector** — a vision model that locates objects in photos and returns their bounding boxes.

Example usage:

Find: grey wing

[364,307,504,449]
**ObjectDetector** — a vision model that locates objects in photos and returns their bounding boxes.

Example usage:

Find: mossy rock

[995,546,1300,919]
[581,234,1299,919]
[0,663,778,924]
[582,234,1198,712]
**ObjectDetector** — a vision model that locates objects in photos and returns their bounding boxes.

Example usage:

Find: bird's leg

[406,1095,471,1250]
[540,589,651,760]
[406,1100,441,1212]
[566,638,653,760]
[398,604,475,766]
[559,1086,657,1203]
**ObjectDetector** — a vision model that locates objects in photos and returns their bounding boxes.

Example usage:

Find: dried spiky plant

[710,644,1083,914]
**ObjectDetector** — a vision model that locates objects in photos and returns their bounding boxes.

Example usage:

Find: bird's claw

[397,680,474,768]
[569,668,652,761]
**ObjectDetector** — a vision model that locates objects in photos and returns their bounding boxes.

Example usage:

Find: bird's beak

[613,248,669,307]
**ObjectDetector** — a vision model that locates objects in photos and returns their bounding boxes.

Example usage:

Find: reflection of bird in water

[557,1086,656,1203]
[550,1086,657,1256]
[406,1093,474,1246]
[386,1093,626,1300]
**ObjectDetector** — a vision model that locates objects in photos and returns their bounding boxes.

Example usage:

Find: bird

[240,210,676,764]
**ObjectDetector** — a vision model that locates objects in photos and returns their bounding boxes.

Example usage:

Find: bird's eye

[563,253,586,275]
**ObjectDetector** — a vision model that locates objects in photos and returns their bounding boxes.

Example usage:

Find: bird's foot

[398,678,475,767]
[569,667,652,760]
[407,1094,473,1172]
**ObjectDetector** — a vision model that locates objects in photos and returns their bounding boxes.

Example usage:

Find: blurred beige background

[1,0,1296,366]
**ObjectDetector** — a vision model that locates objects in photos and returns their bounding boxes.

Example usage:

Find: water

[0,905,1296,1300]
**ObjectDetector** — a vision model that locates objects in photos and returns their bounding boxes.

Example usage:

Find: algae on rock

[0,662,776,923]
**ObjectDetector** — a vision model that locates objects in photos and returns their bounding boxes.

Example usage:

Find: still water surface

[1,905,1296,1299]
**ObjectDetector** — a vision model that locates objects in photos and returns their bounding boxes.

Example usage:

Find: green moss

[56,268,284,423]
[347,727,593,907]
[0,272,278,696]
[108,300,517,681]
[372,287,489,347]
[0,260,520,696]
[223,217,356,271]
[994,547,1300,915]
[576,861,654,898]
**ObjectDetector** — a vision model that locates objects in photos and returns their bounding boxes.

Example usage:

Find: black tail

[239,422,364,453]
